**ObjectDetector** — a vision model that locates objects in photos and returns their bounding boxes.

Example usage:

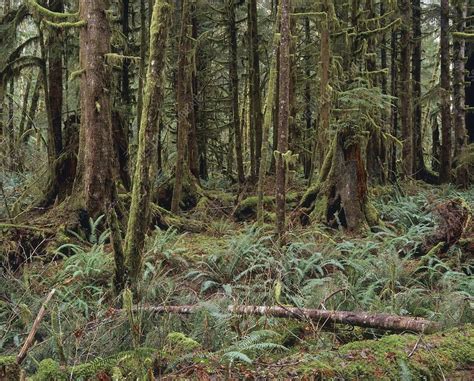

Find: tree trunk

[113,304,440,334]
[298,127,376,231]
[453,1,467,159]
[412,0,436,183]
[48,0,63,160]
[399,0,413,177]
[257,2,280,225]
[248,0,263,178]
[124,0,172,287]
[228,0,245,184]
[316,4,331,174]
[74,0,116,218]
[389,30,398,181]
[303,16,312,179]
[275,0,290,239]
[171,0,193,214]
[136,0,147,138]
[439,0,452,183]
[188,10,200,180]
[24,74,42,143]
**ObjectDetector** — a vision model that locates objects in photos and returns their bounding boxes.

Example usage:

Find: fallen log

[117,304,439,334]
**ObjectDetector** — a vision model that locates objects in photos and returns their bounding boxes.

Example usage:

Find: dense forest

[0,0,473,379]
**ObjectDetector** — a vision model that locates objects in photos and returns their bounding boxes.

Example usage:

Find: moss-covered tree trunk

[171,0,193,214]
[248,0,263,178]
[73,0,115,218]
[389,27,398,182]
[257,1,280,225]
[124,0,171,286]
[439,0,452,183]
[315,1,331,174]
[228,0,245,185]
[453,2,467,160]
[298,127,377,231]
[411,0,436,183]
[275,0,290,239]
[399,0,413,178]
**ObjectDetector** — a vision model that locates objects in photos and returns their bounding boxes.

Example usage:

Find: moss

[32,348,156,381]
[165,332,200,356]
[295,325,474,380]
[364,201,380,227]
[309,194,328,223]
[0,355,20,380]
[234,196,274,221]
[33,359,65,381]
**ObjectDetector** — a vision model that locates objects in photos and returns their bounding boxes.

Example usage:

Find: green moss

[32,348,156,381]
[295,325,474,380]
[309,195,328,223]
[165,332,200,356]
[33,359,65,381]
[364,201,380,227]
[0,356,16,366]
[0,355,20,381]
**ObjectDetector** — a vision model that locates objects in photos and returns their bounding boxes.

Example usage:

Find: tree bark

[112,304,440,334]
[171,0,193,214]
[453,1,467,159]
[399,0,413,177]
[412,0,436,183]
[48,0,64,160]
[276,0,290,240]
[248,0,263,178]
[316,2,331,174]
[74,0,116,218]
[389,30,398,181]
[439,0,452,183]
[124,0,172,287]
[257,2,280,225]
[228,0,245,184]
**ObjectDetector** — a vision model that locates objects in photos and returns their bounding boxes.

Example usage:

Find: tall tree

[228,0,245,184]
[275,0,290,239]
[74,0,115,218]
[124,0,172,288]
[439,0,452,183]
[248,0,263,177]
[399,0,413,177]
[412,0,435,182]
[171,0,193,214]
[453,0,467,158]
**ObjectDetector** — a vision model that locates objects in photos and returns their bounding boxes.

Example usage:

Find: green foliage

[219,330,287,365]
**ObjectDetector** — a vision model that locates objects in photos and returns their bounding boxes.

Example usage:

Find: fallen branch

[17,289,56,365]
[118,304,439,334]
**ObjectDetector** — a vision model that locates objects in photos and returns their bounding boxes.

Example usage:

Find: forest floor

[0,180,473,380]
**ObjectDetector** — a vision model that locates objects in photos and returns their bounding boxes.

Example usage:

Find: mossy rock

[0,356,20,381]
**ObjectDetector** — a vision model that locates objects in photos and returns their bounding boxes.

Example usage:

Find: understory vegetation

[1,182,472,379]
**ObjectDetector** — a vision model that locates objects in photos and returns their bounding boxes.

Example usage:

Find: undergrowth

[0,185,472,378]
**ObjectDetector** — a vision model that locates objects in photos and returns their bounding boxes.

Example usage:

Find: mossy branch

[43,19,86,29]
[27,0,79,20]
[69,68,85,82]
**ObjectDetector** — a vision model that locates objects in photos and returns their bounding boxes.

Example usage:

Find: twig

[17,289,56,365]
[408,335,422,358]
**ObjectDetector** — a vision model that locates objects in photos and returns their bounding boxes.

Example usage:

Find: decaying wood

[17,289,56,365]
[116,303,439,334]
